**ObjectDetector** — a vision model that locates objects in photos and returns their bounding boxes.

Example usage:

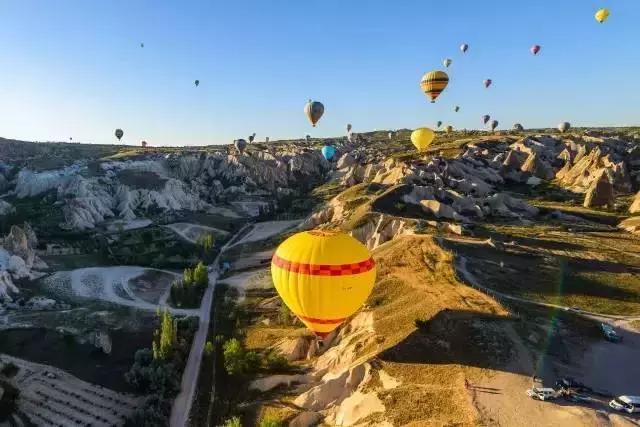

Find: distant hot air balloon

[484,79,493,88]
[140,42,144,48]
[443,58,452,68]
[265,137,270,143]
[420,70,449,103]
[482,115,491,125]
[490,120,499,131]
[445,125,453,134]
[321,145,336,161]
[271,230,376,338]
[411,128,435,152]
[234,138,247,154]
[249,133,256,144]
[454,105,460,113]
[436,121,443,128]
[595,8,610,23]
[115,129,124,141]
[305,134,311,143]
[531,45,541,55]
[346,123,352,133]
[304,100,324,127]
[141,140,147,147]
[460,43,469,53]
[558,122,571,133]
[69,137,73,142]
[194,80,200,87]
[513,123,524,131]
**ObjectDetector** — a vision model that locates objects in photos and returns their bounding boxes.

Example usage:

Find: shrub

[223,338,260,376]
[204,341,214,356]
[264,351,290,372]
[259,416,283,427]
[221,416,242,427]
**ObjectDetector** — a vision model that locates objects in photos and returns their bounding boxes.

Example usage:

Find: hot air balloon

[482,115,491,125]
[436,121,443,128]
[454,106,460,113]
[271,230,376,338]
[446,125,453,134]
[304,100,324,127]
[265,137,270,143]
[484,79,493,88]
[411,128,435,152]
[490,120,499,131]
[558,122,571,133]
[531,45,541,55]
[443,58,452,68]
[595,8,610,23]
[141,140,147,147]
[305,134,311,143]
[69,137,73,142]
[140,42,144,48]
[249,133,256,144]
[321,145,336,161]
[346,123,352,133]
[420,70,449,103]
[194,80,200,87]
[234,138,247,154]
[460,43,469,53]
[115,129,124,141]
[513,123,524,131]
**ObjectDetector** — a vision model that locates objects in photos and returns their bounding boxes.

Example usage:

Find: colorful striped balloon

[420,70,449,103]
[271,231,376,338]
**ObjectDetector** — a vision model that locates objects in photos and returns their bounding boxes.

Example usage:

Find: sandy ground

[2,353,141,426]
[166,222,230,243]
[43,266,197,314]
[218,268,270,301]
[226,220,300,248]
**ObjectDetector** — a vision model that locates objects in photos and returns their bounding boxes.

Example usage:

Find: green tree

[221,416,242,427]
[204,341,214,356]
[198,233,215,253]
[222,338,260,376]
[153,309,176,361]
[193,261,208,288]
[183,267,194,286]
[259,417,283,427]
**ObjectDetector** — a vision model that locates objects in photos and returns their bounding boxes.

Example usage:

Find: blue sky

[0,0,638,146]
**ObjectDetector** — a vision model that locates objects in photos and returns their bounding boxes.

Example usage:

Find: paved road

[169,224,252,427]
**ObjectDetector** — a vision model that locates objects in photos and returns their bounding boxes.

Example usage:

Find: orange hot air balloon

[420,70,449,103]
[271,230,376,338]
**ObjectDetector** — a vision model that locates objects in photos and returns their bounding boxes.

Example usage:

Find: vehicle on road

[526,387,560,401]
[555,377,592,393]
[600,323,623,342]
[610,396,640,413]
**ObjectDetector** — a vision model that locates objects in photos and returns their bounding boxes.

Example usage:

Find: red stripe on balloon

[271,254,375,276]
[297,314,347,325]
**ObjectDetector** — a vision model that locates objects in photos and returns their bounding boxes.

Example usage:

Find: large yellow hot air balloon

[595,8,610,23]
[411,128,435,152]
[420,70,449,103]
[271,230,376,338]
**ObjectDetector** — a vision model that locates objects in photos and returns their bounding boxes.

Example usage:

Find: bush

[264,351,290,372]
[204,341,214,356]
[259,416,283,427]
[221,416,242,427]
[223,338,260,376]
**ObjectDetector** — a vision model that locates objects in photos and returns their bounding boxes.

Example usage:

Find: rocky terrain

[3,129,640,426]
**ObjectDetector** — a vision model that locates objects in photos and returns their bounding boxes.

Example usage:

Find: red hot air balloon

[483,79,493,88]
[531,45,541,55]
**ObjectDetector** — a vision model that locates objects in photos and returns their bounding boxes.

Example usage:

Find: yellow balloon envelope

[420,70,449,103]
[271,231,376,338]
[411,128,435,152]
[595,8,609,23]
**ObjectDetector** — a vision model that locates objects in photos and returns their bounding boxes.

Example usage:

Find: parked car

[526,387,559,401]
[555,377,592,393]
[610,396,640,414]
[600,323,623,343]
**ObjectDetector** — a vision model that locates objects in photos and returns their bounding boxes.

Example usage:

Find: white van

[609,396,640,413]
[526,387,559,401]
